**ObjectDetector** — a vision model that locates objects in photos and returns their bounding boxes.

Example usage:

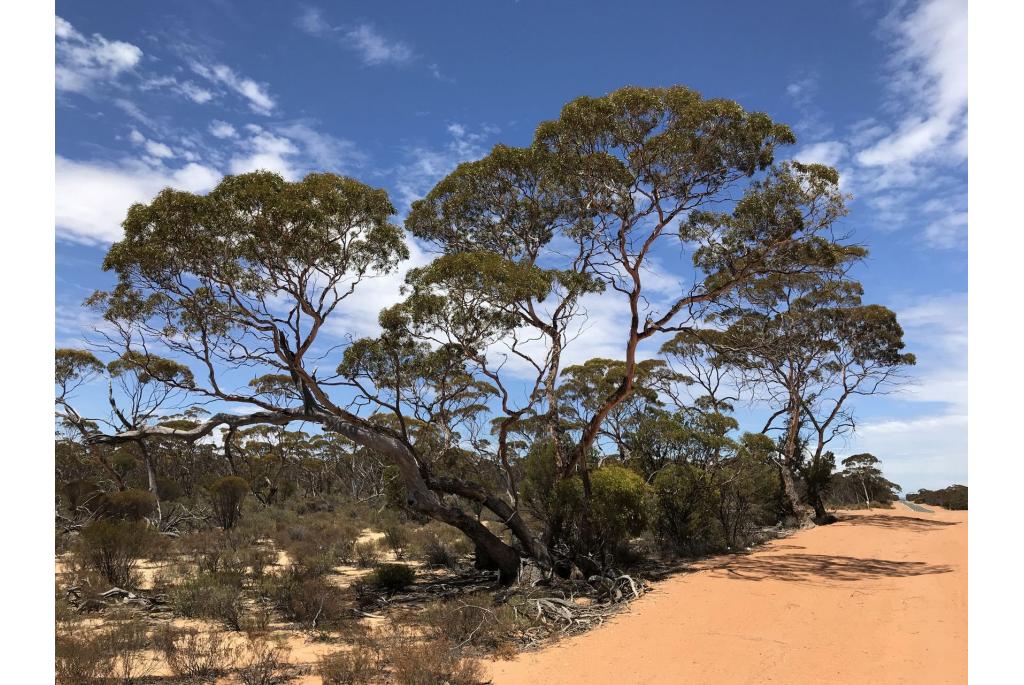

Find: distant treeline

[907,484,968,510]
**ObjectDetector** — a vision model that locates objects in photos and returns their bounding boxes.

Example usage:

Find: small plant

[390,639,483,685]
[56,629,111,684]
[156,625,239,680]
[209,475,250,529]
[418,593,532,651]
[371,563,415,593]
[354,539,382,567]
[170,573,244,630]
[318,644,386,684]
[237,636,291,685]
[78,519,156,588]
[106,617,156,684]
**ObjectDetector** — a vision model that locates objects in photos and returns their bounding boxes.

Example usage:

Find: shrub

[383,522,410,560]
[106,617,156,684]
[240,544,278,579]
[99,489,158,521]
[156,625,239,681]
[61,479,103,517]
[56,629,111,684]
[318,645,386,684]
[273,575,347,628]
[354,540,383,567]
[371,563,416,593]
[909,484,968,510]
[555,465,651,561]
[170,573,244,630]
[418,593,531,652]
[78,519,156,587]
[652,463,724,555]
[209,476,249,529]
[237,636,291,685]
[410,524,472,569]
[390,639,483,685]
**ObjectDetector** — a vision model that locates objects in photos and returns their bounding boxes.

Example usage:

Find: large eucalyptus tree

[59,86,862,580]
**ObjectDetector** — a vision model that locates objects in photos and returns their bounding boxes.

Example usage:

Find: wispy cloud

[56,16,142,94]
[295,8,416,68]
[856,0,967,170]
[191,62,276,115]
[392,123,498,209]
[345,23,414,66]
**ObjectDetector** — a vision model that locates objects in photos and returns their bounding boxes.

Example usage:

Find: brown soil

[485,506,967,685]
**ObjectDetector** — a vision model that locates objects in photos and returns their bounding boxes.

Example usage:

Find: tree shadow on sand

[713,553,952,582]
[837,514,960,531]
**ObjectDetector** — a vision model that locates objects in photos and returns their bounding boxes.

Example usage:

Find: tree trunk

[138,442,162,524]
[779,461,813,528]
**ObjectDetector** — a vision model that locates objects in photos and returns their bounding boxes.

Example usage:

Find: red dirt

[486,506,967,685]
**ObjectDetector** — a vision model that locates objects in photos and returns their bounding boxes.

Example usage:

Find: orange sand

[486,505,967,685]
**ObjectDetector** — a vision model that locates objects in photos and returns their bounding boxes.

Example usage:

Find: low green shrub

[78,519,157,587]
[99,489,158,521]
[371,563,415,593]
[209,476,249,529]
[169,573,244,630]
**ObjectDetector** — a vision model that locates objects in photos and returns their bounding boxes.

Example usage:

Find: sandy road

[486,507,967,684]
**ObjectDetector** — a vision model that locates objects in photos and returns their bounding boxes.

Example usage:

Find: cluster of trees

[908,485,968,510]
[55,86,914,582]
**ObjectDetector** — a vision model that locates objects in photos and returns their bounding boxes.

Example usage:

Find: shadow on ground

[837,514,960,531]
[712,553,952,582]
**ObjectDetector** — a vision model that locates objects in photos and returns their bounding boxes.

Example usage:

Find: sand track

[486,507,967,685]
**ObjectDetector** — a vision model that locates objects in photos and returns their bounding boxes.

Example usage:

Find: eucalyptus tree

[56,347,193,521]
[675,275,915,524]
[68,86,863,580]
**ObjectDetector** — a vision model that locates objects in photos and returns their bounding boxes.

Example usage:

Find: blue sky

[54,0,967,491]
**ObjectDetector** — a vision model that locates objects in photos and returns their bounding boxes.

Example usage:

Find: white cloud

[228,129,301,179]
[839,412,966,490]
[276,122,364,172]
[144,140,174,159]
[56,16,142,94]
[209,120,238,139]
[56,156,220,244]
[345,24,414,66]
[191,62,276,115]
[795,140,847,167]
[393,123,495,209]
[856,0,966,169]
[177,81,215,104]
[295,7,331,36]
[225,124,361,180]
[922,210,968,249]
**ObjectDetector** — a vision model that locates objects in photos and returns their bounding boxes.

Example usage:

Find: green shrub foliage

[209,476,249,530]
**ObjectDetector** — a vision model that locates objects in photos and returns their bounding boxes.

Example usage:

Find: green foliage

[98,488,158,521]
[371,563,416,593]
[272,575,348,628]
[78,519,157,587]
[555,465,652,560]
[209,475,249,529]
[652,463,723,554]
[909,484,967,510]
[170,573,244,630]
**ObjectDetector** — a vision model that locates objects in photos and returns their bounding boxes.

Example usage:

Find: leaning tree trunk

[320,414,533,583]
[89,407,547,583]
[778,461,814,528]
